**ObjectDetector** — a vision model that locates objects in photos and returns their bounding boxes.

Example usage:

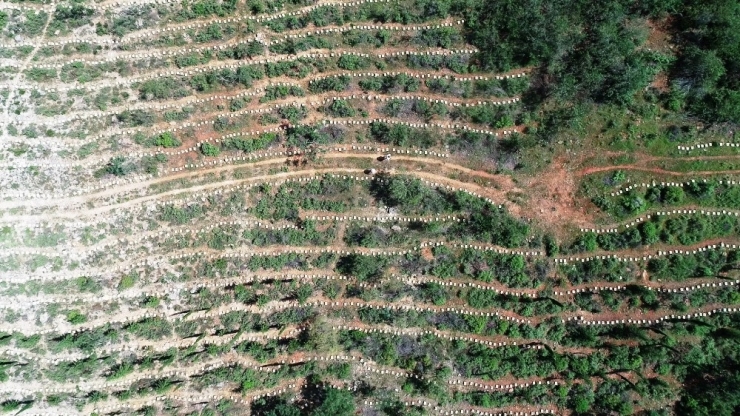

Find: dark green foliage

[46,355,101,382]
[17,10,48,36]
[342,29,389,48]
[279,105,308,123]
[75,276,102,293]
[25,68,58,82]
[11,332,38,350]
[369,122,437,147]
[264,4,342,32]
[260,85,305,102]
[269,35,335,54]
[52,3,93,30]
[221,133,279,153]
[201,143,221,156]
[190,65,263,92]
[49,324,118,353]
[419,283,449,305]
[195,24,224,42]
[572,214,740,252]
[359,74,420,93]
[125,317,172,340]
[174,53,209,68]
[178,0,237,19]
[596,181,740,219]
[671,0,740,122]
[138,78,189,100]
[406,53,471,73]
[249,175,357,220]
[336,254,387,282]
[460,104,516,128]
[265,59,313,78]
[285,125,337,148]
[337,55,370,70]
[243,221,331,247]
[65,310,86,324]
[148,132,180,148]
[466,207,529,248]
[560,257,635,285]
[158,203,205,225]
[252,383,354,416]
[414,27,462,49]
[383,98,404,117]
[139,153,167,175]
[116,109,155,127]
[369,175,467,214]
[465,289,563,316]
[457,249,534,287]
[308,75,351,93]
[100,5,156,37]
[701,88,740,123]
[99,156,135,177]
[648,249,735,281]
[463,0,665,104]
[325,100,355,117]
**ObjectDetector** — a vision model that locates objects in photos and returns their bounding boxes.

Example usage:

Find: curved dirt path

[579,164,740,177]
[0,153,518,214]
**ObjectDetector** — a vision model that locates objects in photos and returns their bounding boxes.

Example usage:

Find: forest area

[458,0,740,413]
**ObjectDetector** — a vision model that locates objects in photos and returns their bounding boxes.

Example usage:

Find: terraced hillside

[2,0,740,415]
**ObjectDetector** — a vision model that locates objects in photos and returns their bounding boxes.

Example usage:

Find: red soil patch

[521,156,596,233]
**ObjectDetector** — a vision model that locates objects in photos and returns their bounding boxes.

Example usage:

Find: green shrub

[25,68,57,82]
[118,273,137,290]
[309,75,350,93]
[337,54,369,70]
[326,100,356,117]
[153,132,181,148]
[201,143,221,156]
[65,310,86,324]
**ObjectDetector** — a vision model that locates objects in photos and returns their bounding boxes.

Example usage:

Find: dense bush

[325,100,356,117]
[308,75,351,93]
[337,55,370,70]
[648,249,738,281]
[51,3,94,32]
[260,85,305,102]
[201,143,221,157]
[359,74,420,93]
[462,0,668,104]
[369,122,437,147]
[221,133,279,153]
[570,214,740,253]
[336,254,387,282]
[595,181,740,219]
[138,78,189,100]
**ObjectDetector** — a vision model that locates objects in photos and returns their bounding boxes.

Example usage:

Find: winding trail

[0,153,517,215]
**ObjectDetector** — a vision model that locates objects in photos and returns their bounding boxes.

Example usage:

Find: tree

[662,186,685,204]
[641,221,659,245]
[572,232,598,252]
[336,254,386,282]
[311,387,355,416]
[674,46,726,94]
[701,88,740,123]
